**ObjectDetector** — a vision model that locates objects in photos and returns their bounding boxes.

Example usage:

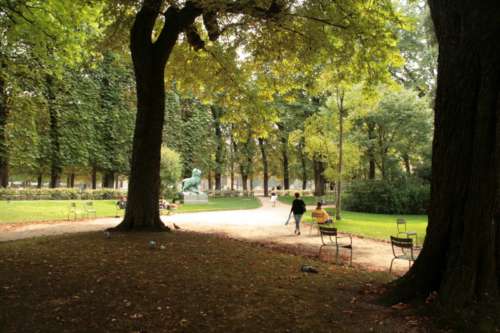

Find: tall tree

[106,0,404,231]
[380,1,500,329]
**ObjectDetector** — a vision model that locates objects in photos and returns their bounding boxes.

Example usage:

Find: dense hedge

[341,180,430,215]
[0,188,127,200]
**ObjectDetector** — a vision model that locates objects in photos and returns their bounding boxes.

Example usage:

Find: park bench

[389,236,417,275]
[318,226,353,266]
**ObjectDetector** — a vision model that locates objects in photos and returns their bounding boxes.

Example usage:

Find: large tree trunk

[336,100,344,220]
[369,158,376,179]
[0,56,8,188]
[103,171,115,188]
[111,1,202,232]
[37,174,42,189]
[211,106,225,190]
[70,173,75,188]
[92,167,97,189]
[47,75,62,189]
[258,138,269,197]
[380,1,500,329]
[313,157,325,196]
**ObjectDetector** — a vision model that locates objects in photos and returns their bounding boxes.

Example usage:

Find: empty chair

[84,202,97,219]
[389,236,417,275]
[68,203,83,220]
[397,218,417,246]
[318,226,353,266]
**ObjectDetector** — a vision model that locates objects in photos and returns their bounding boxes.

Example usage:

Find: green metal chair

[389,236,417,275]
[68,203,83,220]
[318,226,352,266]
[84,202,97,219]
[397,218,418,247]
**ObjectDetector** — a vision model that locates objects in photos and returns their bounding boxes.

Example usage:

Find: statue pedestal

[174,193,209,204]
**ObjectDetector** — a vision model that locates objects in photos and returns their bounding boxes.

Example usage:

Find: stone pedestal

[173,193,209,204]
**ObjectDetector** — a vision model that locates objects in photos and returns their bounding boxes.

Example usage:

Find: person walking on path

[289,192,306,235]
[270,187,278,207]
[312,201,334,224]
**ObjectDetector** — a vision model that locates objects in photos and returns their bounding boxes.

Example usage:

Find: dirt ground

[0,196,419,276]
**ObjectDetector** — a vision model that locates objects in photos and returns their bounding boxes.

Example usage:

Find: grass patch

[279,196,427,246]
[0,231,427,332]
[278,195,319,206]
[0,197,261,224]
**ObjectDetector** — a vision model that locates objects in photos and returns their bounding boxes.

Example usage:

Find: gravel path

[0,196,418,275]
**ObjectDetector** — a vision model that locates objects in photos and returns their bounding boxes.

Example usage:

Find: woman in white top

[270,187,277,207]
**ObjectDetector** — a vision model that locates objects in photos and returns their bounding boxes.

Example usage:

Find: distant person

[117,196,126,209]
[277,183,282,191]
[81,184,88,191]
[289,192,306,235]
[159,196,181,210]
[270,187,277,207]
[312,201,334,224]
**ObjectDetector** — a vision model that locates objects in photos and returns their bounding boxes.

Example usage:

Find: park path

[0,196,417,275]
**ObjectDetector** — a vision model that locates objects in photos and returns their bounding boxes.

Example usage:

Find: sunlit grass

[0,197,260,224]
[279,196,427,246]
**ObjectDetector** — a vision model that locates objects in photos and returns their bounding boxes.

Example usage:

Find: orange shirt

[312,208,330,223]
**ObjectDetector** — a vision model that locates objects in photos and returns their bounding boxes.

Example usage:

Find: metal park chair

[318,226,353,266]
[397,218,418,246]
[389,236,417,275]
[68,203,83,220]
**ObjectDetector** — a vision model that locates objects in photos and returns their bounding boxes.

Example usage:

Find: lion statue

[179,168,204,194]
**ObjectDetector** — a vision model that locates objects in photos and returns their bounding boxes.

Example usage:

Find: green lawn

[0,197,260,224]
[279,195,427,246]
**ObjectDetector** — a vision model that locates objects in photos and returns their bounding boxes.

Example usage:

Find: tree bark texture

[92,167,97,189]
[336,103,344,220]
[70,173,75,188]
[211,106,225,190]
[111,1,202,232]
[37,174,42,189]
[258,138,269,197]
[0,57,8,188]
[103,171,115,188]
[313,158,325,196]
[381,1,500,329]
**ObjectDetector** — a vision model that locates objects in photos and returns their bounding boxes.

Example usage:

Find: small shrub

[214,190,222,198]
[222,190,232,198]
[232,190,240,198]
[242,190,249,197]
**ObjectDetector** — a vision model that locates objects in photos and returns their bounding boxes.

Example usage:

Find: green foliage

[342,180,430,215]
[160,146,182,193]
[163,89,216,177]
[352,86,433,179]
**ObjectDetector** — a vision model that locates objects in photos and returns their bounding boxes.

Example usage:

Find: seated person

[312,201,334,224]
[117,196,126,209]
[159,196,181,210]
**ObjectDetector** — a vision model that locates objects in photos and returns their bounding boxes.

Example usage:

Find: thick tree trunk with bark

[37,174,42,189]
[369,159,376,179]
[211,106,225,190]
[258,138,269,197]
[103,171,115,188]
[313,158,325,196]
[0,60,8,188]
[92,167,97,189]
[111,1,202,232]
[380,1,500,329]
[70,173,75,188]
